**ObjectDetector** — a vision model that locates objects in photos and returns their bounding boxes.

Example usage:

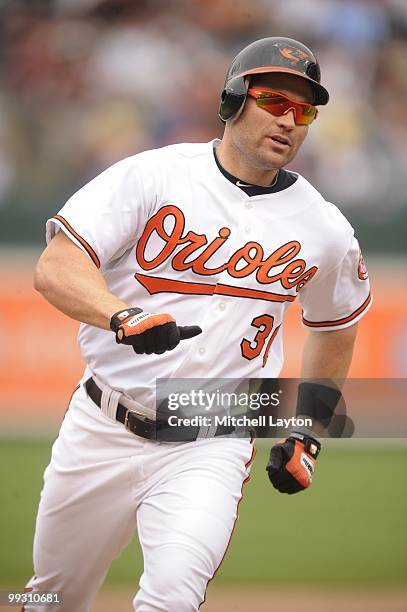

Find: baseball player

[25,37,371,611]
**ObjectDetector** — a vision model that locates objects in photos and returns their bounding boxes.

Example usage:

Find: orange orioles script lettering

[135,205,317,298]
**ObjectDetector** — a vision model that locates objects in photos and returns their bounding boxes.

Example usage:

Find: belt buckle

[123,408,131,431]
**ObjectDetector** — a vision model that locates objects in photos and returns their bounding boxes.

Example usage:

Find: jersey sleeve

[299,235,372,331]
[46,155,157,268]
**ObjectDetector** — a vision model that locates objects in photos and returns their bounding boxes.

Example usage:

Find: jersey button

[244,201,253,209]
[219,302,226,310]
[245,225,251,234]
[198,347,206,355]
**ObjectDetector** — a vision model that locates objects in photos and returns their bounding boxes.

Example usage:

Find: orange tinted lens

[254,94,317,125]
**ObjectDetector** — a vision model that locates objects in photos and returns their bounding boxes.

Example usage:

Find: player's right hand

[110,307,202,355]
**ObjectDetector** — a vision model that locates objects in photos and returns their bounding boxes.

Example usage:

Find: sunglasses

[247,88,318,126]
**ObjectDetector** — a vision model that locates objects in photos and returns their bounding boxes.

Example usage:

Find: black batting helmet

[219,37,329,122]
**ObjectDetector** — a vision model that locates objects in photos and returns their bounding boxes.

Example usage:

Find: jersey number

[240,315,280,367]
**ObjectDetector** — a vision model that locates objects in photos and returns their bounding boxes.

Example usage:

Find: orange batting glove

[266,432,321,494]
[110,307,202,355]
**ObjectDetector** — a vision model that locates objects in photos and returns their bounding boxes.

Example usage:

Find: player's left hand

[266,433,321,494]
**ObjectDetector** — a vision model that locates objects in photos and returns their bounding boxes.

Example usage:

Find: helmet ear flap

[218,76,248,123]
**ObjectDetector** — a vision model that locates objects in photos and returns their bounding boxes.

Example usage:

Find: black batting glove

[266,432,321,494]
[110,307,202,355]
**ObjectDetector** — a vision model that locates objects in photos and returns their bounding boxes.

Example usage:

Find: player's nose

[275,109,296,129]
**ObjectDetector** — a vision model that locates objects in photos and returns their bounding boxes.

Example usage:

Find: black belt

[85,378,235,442]
[86,378,159,439]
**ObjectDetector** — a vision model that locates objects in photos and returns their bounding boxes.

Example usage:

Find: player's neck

[216,139,279,187]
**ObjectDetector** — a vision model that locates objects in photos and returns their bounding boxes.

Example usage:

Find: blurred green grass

[1,438,406,589]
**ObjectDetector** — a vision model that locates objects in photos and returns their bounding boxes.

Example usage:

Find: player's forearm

[295,325,358,436]
[300,324,358,384]
[34,234,128,330]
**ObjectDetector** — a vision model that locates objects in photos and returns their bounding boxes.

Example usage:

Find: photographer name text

[167,415,312,428]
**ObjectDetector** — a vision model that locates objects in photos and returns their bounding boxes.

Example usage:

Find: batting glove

[266,432,321,494]
[110,307,202,355]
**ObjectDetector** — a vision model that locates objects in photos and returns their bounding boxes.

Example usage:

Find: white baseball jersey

[46,139,372,414]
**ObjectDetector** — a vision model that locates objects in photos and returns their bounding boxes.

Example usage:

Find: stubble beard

[230,127,296,176]
[247,137,292,172]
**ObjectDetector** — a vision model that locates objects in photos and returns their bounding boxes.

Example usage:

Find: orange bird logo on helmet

[279,47,311,64]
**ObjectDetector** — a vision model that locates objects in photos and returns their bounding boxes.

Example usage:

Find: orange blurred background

[1,255,405,427]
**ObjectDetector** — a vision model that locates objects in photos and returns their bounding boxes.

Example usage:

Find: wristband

[296,381,342,428]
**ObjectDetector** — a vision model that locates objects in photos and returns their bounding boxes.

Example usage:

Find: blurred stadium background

[0,1,406,610]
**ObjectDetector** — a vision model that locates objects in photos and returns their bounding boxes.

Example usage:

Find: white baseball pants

[23,384,255,611]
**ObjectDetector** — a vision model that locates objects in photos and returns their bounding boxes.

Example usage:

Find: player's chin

[260,139,296,167]
[261,149,293,170]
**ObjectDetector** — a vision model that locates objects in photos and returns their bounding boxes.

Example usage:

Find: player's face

[228,73,315,171]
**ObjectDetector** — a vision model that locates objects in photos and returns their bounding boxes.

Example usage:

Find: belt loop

[101,386,122,421]
[196,419,219,440]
